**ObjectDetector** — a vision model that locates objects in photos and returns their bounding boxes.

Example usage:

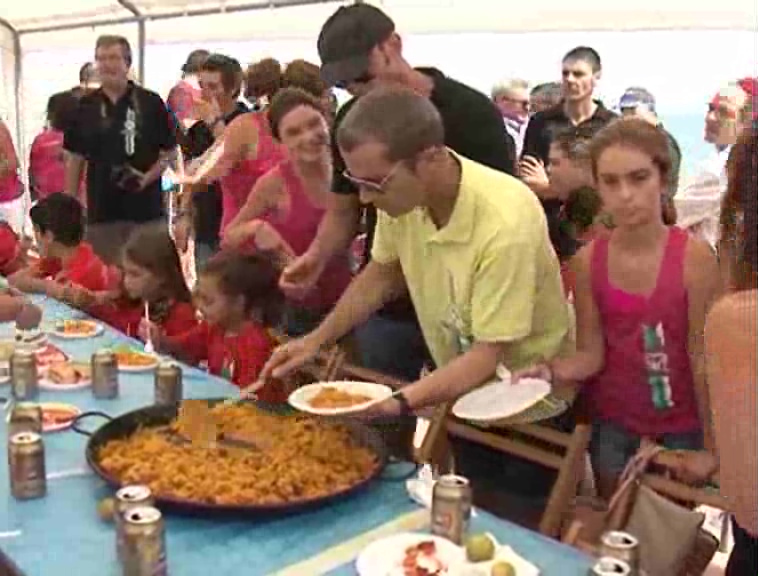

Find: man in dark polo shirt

[520,46,616,261]
[279,3,516,382]
[64,35,176,264]
[174,54,249,273]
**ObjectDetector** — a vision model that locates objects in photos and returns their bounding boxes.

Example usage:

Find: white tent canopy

[0,0,756,196]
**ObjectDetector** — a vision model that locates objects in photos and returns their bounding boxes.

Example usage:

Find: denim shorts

[589,419,703,480]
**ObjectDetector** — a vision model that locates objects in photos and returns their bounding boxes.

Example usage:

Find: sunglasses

[334,73,373,91]
[342,161,403,194]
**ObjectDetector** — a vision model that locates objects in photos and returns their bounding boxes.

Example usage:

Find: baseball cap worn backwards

[317,4,395,87]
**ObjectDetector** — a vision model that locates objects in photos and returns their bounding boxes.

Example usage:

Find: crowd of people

[0,3,755,574]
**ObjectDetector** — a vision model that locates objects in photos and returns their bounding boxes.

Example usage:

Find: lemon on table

[491,560,516,576]
[97,497,116,522]
[465,533,496,562]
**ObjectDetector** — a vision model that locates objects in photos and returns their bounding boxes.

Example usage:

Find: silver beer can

[8,431,47,500]
[589,556,632,576]
[431,474,472,545]
[115,485,154,562]
[91,349,119,399]
[8,402,43,436]
[600,530,640,572]
[10,350,39,400]
[121,505,167,576]
[154,362,182,406]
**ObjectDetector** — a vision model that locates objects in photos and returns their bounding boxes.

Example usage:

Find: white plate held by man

[452,371,551,423]
[288,380,394,416]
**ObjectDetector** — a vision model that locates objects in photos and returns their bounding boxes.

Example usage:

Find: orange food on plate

[58,320,98,335]
[115,350,156,367]
[402,541,446,576]
[35,344,68,367]
[308,386,373,409]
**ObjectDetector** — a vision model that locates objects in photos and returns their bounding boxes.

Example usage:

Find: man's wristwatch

[394,390,413,416]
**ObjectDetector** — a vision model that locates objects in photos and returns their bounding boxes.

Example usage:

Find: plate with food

[452,377,551,423]
[40,402,82,433]
[39,361,92,391]
[50,319,103,339]
[114,348,159,372]
[288,381,394,416]
[356,533,465,576]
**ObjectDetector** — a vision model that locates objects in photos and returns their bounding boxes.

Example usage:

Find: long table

[1,295,594,575]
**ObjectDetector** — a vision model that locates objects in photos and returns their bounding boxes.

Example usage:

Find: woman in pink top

[180,59,329,233]
[0,117,24,231]
[516,118,722,498]
[29,92,79,201]
[223,88,351,335]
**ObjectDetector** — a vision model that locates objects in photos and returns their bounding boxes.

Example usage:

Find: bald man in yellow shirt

[260,86,570,417]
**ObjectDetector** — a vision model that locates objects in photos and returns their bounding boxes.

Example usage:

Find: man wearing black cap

[280,3,517,382]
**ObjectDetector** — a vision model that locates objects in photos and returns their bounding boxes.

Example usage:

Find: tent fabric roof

[2,0,756,36]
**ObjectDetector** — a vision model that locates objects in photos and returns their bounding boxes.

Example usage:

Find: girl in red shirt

[146,250,284,402]
[516,118,722,498]
[89,224,197,338]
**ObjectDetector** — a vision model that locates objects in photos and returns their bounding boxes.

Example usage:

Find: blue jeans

[590,419,703,496]
[354,314,432,382]
[194,241,218,275]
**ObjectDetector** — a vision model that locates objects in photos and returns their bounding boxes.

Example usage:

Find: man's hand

[519,156,551,196]
[257,333,322,382]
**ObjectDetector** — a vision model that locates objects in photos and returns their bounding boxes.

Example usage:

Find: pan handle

[71,411,113,436]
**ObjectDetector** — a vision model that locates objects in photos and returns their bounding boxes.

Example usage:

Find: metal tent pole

[0,17,23,164]
[117,0,146,84]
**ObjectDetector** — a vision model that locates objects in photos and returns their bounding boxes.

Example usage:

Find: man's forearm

[64,152,84,196]
[312,260,406,348]
[308,203,360,262]
[143,149,177,187]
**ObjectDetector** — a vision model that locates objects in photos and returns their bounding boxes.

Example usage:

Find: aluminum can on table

[10,350,39,400]
[600,530,640,573]
[115,485,154,562]
[8,431,46,500]
[431,474,472,545]
[154,362,182,406]
[8,402,43,436]
[589,556,632,576]
[91,349,119,399]
[121,505,167,576]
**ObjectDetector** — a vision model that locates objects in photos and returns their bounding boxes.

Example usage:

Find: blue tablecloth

[1,295,593,575]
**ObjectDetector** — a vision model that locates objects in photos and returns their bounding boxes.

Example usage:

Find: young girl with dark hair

[516,117,722,498]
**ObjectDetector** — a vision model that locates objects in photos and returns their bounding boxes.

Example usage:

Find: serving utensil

[143,302,155,355]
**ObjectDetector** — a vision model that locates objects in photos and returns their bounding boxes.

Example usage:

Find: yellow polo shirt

[372,153,570,370]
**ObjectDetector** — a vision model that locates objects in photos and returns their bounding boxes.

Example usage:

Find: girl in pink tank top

[515,119,722,497]
[222,89,350,334]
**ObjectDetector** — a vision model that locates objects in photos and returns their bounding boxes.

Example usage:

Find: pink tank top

[260,161,351,311]
[588,227,701,436]
[29,130,65,199]
[219,113,286,231]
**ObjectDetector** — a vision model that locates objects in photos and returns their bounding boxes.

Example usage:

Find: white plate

[39,362,92,391]
[39,402,82,433]
[49,320,103,340]
[452,377,551,423]
[288,381,394,416]
[356,533,465,576]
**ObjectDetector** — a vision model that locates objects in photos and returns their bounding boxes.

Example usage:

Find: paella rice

[96,403,379,506]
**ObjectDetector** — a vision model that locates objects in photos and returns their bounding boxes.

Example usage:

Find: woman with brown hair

[515,117,722,498]
[178,59,329,235]
[676,123,757,576]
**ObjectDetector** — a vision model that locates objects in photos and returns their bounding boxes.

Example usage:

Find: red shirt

[169,321,281,402]
[29,129,65,200]
[36,243,112,292]
[93,299,197,340]
[0,222,23,276]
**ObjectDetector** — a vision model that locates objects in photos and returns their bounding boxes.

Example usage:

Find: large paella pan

[72,400,388,516]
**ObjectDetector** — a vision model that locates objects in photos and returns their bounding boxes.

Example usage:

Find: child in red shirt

[89,223,197,338]
[0,221,27,276]
[9,193,114,304]
[145,251,283,402]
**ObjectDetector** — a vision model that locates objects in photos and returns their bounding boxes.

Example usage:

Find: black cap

[317,4,395,87]
[182,49,210,74]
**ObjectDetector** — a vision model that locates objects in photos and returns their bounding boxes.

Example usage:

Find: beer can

[589,556,632,576]
[600,531,640,572]
[121,505,167,576]
[154,362,182,406]
[8,402,43,436]
[8,431,46,500]
[431,474,472,545]
[10,350,39,401]
[91,349,119,399]
[115,485,154,562]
